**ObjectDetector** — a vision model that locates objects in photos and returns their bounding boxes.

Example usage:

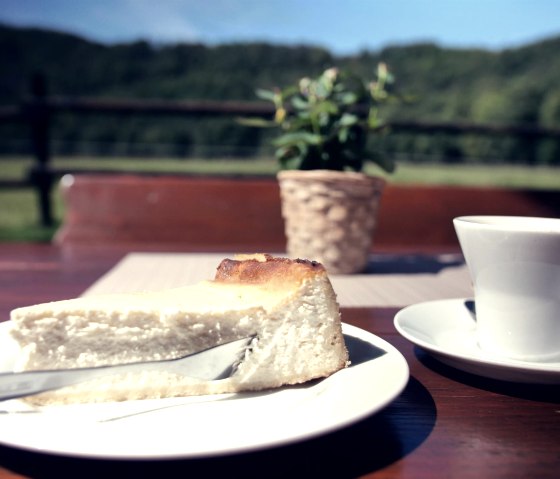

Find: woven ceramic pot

[277,170,385,274]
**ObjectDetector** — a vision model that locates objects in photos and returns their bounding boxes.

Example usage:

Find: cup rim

[453,215,560,234]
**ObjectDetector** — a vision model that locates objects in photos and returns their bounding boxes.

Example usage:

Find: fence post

[28,73,53,227]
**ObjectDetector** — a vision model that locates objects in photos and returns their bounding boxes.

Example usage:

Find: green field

[1,156,559,242]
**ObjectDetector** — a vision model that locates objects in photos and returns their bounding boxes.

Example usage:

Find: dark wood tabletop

[0,243,558,479]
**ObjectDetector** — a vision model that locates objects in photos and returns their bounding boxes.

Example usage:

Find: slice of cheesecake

[8,254,348,404]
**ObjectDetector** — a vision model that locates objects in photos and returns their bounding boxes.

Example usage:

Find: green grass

[384,163,560,190]
[0,156,281,179]
[3,156,560,188]
[1,156,559,242]
[0,189,61,242]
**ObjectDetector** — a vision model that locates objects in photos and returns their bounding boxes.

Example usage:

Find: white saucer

[394,298,560,384]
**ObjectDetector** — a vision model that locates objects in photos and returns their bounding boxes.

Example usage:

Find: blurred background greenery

[1,25,560,166]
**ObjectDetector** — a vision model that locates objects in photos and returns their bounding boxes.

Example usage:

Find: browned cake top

[214,254,326,285]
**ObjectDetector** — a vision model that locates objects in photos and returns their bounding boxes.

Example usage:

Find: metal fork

[0,336,254,401]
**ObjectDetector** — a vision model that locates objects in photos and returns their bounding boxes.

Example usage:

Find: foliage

[241,64,396,172]
[1,25,560,165]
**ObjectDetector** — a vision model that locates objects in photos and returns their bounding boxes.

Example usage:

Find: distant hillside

[0,24,336,102]
[1,24,560,164]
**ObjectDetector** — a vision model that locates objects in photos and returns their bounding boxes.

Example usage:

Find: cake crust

[215,253,326,285]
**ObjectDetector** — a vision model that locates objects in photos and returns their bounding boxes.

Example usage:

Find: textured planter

[277,170,385,274]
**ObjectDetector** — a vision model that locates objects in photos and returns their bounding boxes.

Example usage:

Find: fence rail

[2,75,560,227]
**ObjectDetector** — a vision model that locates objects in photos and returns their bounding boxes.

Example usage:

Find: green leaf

[236,117,277,128]
[276,144,307,170]
[255,89,277,101]
[273,132,322,147]
[281,85,300,97]
[291,96,309,110]
[337,92,359,105]
[287,116,313,130]
[312,100,338,115]
[339,113,359,127]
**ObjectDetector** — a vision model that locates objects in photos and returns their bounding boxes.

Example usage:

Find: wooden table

[0,243,558,479]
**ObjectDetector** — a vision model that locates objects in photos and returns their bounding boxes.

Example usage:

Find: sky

[1,0,560,55]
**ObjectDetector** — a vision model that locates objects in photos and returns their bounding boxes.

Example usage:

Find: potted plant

[243,63,396,273]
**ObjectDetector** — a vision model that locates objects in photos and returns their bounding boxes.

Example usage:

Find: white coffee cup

[453,216,560,362]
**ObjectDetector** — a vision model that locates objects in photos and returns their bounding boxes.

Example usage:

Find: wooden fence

[2,75,560,227]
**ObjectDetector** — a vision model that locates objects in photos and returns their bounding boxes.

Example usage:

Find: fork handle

[0,363,142,401]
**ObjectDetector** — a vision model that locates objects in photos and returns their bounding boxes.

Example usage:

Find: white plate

[0,322,408,459]
[394,298,560,384]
